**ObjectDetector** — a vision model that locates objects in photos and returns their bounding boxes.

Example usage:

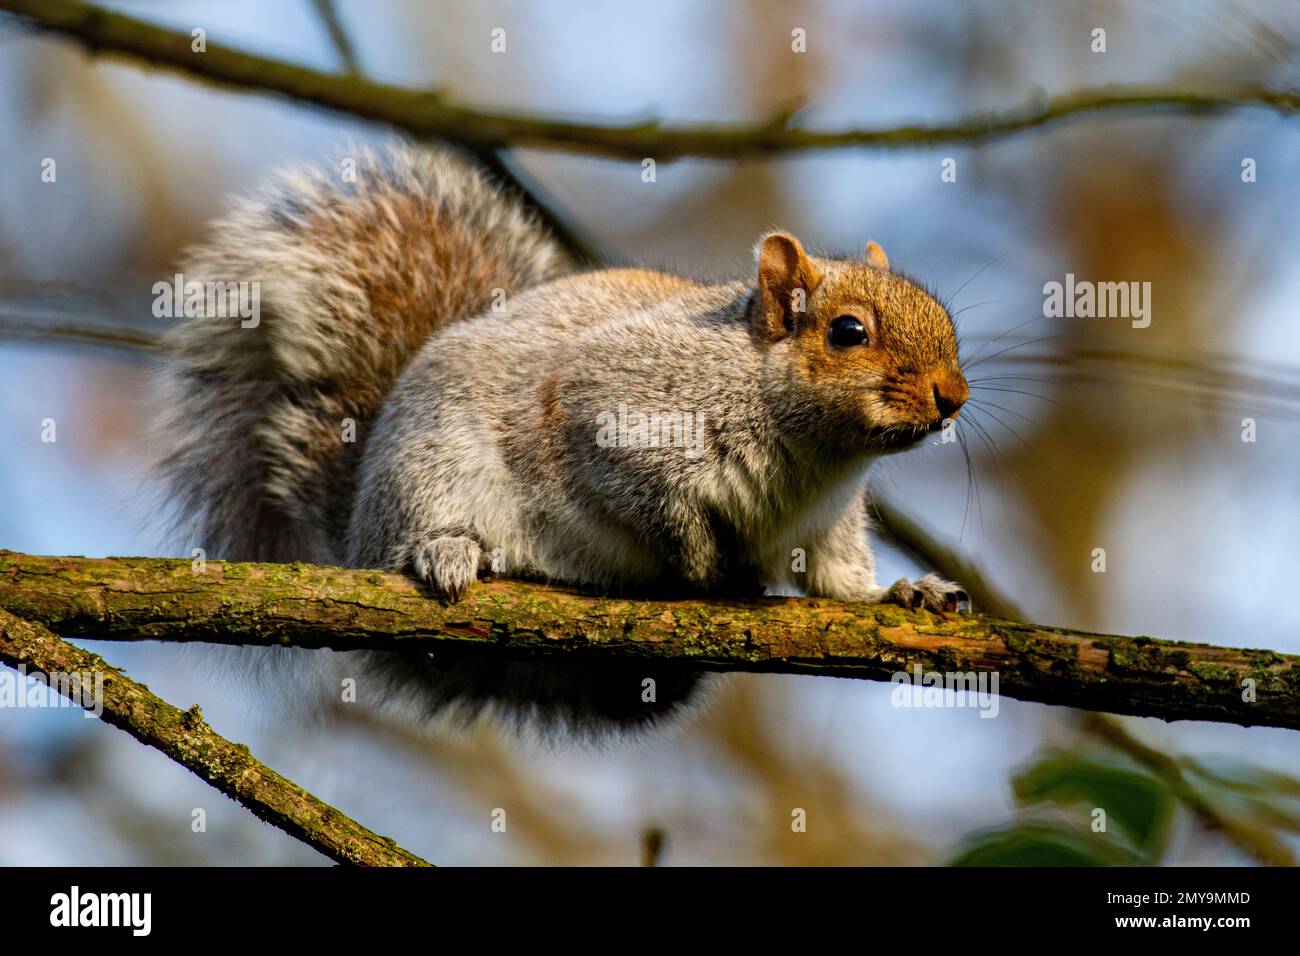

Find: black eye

[829,315,867,347]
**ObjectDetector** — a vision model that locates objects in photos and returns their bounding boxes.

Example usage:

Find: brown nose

[931,371,968,420]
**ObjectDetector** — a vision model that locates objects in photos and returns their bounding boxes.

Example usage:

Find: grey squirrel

[152,141,969,732]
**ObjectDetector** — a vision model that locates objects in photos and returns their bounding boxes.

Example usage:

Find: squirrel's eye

[829,315,867,347]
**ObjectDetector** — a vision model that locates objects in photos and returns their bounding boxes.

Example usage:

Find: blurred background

[0,0,1298,865]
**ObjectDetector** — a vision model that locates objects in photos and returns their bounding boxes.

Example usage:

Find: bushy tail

[152,142,572,563]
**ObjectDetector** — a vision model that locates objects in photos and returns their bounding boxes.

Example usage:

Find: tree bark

[2,550,1295,731]
[0,605,431,866]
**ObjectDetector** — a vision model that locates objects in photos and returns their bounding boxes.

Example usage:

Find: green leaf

[1012,752,1175,856]
[948,822,1136,867]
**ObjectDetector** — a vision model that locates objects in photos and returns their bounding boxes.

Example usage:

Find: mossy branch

[0,0,1294,161]
[1,550,1296,731]
[0,605,431,867]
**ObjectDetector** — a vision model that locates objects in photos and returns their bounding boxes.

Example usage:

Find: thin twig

[0,316,160,353]
[868,495,1025,620]
[0,0,1293,162]
[872,470,1298,867]
[0,606,432,866]
[309,0,361,75]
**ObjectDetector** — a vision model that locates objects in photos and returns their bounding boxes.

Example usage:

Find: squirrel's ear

[755,231,823,341]
[864,240,890,271]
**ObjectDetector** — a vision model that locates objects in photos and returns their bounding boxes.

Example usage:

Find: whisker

[966,397,1042,430]
[959,314,1048,366]
[949,299,1001,321]
[966,401,1048,468]
[969,384,1066,409]
[968,373,1057,385]
[944,251,1009,311]
[966,409,1029,512]
[969,378,1057,391]
[964,332,1071,372]
[961,413,1011,524]
[956,427,977,540]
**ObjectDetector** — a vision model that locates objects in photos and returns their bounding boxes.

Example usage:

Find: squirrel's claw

[412,535,484,603]
[885,574,969,614]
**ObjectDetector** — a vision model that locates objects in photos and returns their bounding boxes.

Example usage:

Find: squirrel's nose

[931,370,968,421]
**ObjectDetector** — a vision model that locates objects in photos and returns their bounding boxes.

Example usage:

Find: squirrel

[152,141,969,733]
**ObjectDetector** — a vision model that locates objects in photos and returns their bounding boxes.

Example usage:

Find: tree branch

[308,0,361,76]
[869,496,1025,621]
[0,605,432,866]
[0,315,159,354]
[1,551,1295,731]
[6,0,1293,865]
[0,0,1293,162]
[875,498,1300,865]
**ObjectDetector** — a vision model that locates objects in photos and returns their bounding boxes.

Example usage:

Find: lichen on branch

[1,550,1295,731]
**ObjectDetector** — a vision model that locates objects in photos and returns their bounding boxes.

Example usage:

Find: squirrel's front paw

[412,536,489,602]
[884,573,970,613]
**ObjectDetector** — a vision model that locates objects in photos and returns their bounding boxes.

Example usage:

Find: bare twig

[872,483,1297,866]
[0,606,432,866]
[0,278,164,355]
[641,828,666,867]
[868,496,1025,620]
[0,0,1293,162]
[0,316,159,353]
[309,0,361,75]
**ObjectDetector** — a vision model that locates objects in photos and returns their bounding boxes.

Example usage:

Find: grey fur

[153,141,966,735]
